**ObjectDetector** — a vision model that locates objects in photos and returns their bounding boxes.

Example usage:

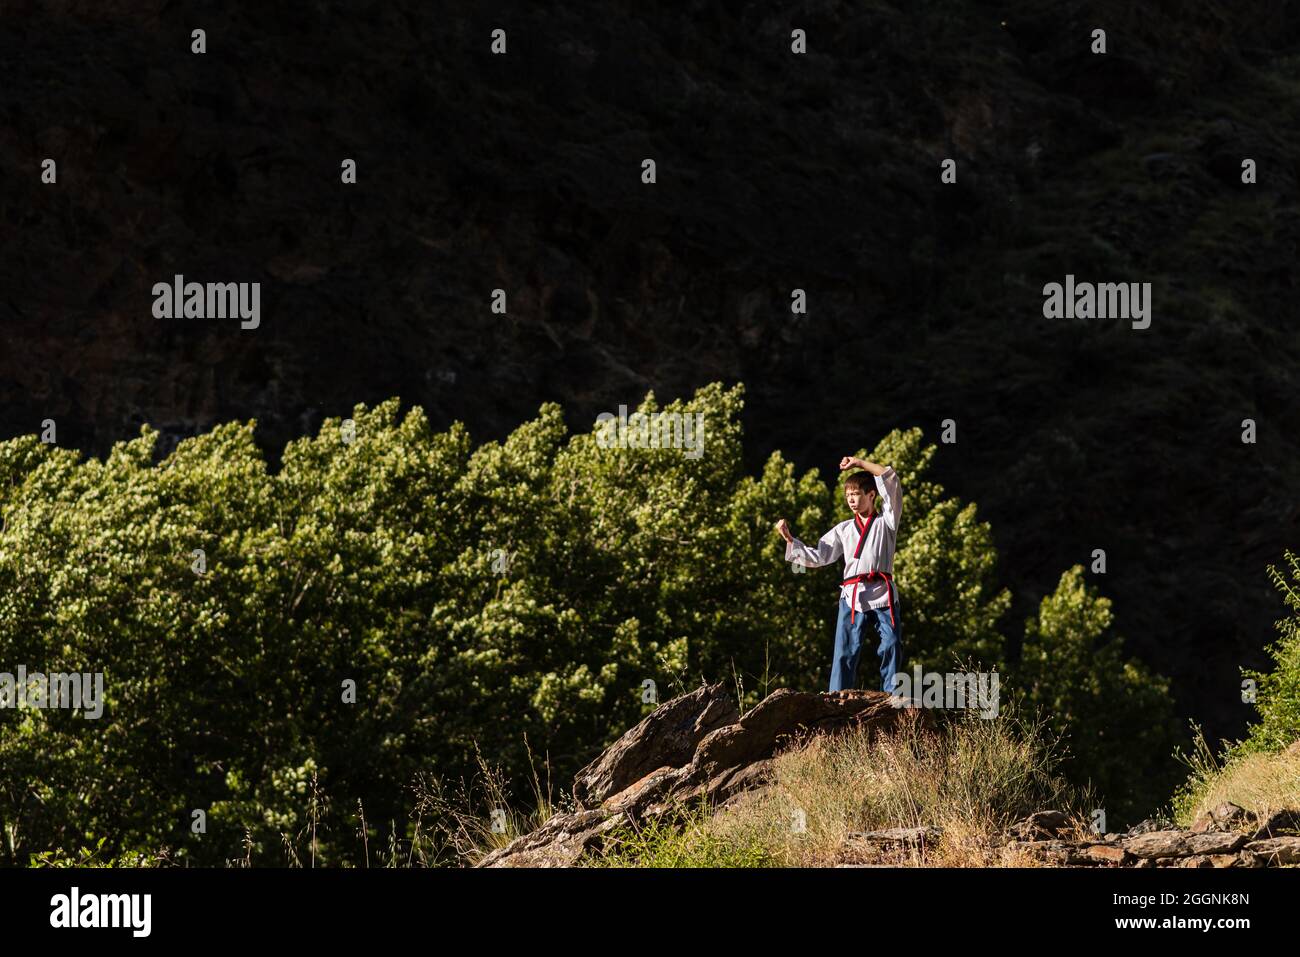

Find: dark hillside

[3,0,1298,749]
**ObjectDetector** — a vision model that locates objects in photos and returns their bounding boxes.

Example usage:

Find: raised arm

[840,456,903,530]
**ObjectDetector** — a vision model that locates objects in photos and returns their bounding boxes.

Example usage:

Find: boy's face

[845,483,875,516]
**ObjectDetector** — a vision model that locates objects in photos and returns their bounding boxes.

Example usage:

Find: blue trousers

[830,594,904,692]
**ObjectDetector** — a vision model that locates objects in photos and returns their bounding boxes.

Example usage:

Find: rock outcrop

[839,810,1300,868]
[478,683,934,867]
[992,803,1300,868]
[478,685,1300,868]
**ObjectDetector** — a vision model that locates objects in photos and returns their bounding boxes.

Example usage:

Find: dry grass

[402,739,563,866]
[1173,729,1300,833]
[634,702,1094,868]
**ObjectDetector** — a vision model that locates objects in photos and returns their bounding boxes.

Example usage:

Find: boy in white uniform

[775,456,904,692]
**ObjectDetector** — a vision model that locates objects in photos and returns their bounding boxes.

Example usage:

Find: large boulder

[571,682,738,810]
[479,684,934,867]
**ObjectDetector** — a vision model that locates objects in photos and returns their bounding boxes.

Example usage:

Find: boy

[775,456,904,693]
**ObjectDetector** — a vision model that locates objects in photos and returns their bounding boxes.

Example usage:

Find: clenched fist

[774,518,793,543]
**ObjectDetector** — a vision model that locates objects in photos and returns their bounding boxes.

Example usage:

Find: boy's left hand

[839,456,862,471]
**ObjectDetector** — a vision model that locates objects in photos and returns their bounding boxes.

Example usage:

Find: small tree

[1232,548,1300,756]
[1016,566,1181,824]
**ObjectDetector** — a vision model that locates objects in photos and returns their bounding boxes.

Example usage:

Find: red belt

[841,571,895,627]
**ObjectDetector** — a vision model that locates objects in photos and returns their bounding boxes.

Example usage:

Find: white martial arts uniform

[784,466,902,623]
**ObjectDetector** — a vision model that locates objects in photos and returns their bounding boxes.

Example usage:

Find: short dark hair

[844,471,876,498]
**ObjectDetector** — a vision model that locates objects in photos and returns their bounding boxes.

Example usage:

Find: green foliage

[0,382,1185,863]
[1225,549,1300,758]
[1014,566,1182,825]
[584,802,775,868]
[28,837,166,868]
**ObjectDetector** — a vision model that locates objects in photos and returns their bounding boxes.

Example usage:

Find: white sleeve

[786,527,844,567]
[875,466,902,530]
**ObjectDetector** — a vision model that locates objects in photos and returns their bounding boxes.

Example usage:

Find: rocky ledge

[980,800,1300,869]
[478,682,933,867]
[477,683,1299,868]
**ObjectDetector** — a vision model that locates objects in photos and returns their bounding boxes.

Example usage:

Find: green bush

[1015,566,1182,825]
[1235,550,1300,754]
[0,381,1182,864]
